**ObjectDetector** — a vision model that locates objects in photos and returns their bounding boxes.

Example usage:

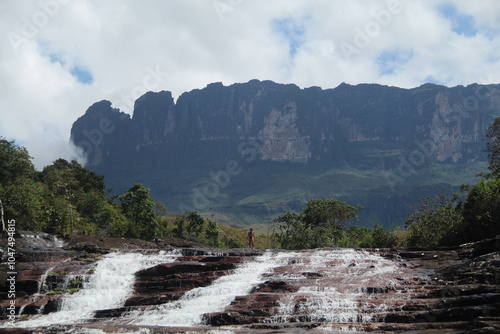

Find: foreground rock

[0,233,499,333]
[0,232,210,317]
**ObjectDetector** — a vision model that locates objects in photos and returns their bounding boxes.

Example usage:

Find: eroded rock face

[1,234,499,333]
[259,103,312,163]
[69,81,500,228]
[72,81,500,168]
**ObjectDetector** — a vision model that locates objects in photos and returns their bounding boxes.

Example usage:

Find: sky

[1,0,500,169]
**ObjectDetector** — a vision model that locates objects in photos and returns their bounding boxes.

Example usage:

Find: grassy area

[217,224,276,249]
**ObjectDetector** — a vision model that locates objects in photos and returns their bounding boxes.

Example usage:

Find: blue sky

[273,17,306,57]
[1,0,499,168]
[438,2,477,37]
[377,49,414,76]
[48,52,93,84]
[70,66,93,85]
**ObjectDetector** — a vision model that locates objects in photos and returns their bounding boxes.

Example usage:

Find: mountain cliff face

[70,80,500,227]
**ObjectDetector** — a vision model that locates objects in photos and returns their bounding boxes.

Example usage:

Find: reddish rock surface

[1,232,499,333]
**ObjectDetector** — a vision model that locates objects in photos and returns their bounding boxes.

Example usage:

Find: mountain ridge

[70,79,500,228]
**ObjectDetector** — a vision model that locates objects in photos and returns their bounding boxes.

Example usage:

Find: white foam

[14,250,180,328]
[129,251,294,327]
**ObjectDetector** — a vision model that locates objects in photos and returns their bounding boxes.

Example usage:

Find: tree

[0,138,45,230]
[485,117,500,179]
[41,159,110,235]
[273,212,312,249]
[172,215,186,238]
[0,138,35,184]
[2,177,48,231]
[302,199,363,244]
[90,201,129,237]
[204,220,221,247]
[154,201,168,216]
[371,224,398,248]
[185,211,204,237]
[273,199,364,249]
[405,195,463,247]
[338,226,373,248]
[337,225,398,248]
[41,159,105,196]
[43,193,76,236]
[119,184,158,240]
[172,211,205,240]
[461,179,500,242]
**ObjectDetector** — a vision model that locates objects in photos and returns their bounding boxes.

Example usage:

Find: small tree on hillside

[273,212,312,249]
[371,224,398,248]
[205,220,221,247]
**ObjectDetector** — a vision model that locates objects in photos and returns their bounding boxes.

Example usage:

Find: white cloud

[0,0,499,169]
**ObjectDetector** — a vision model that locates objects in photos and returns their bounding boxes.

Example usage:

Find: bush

[461,179,500,243]
[371,224,398,248]
[405,195,463,247]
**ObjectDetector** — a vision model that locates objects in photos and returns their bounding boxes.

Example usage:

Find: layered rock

[1,233,499,333]
[0,233,208,319]
[72,81,500,168]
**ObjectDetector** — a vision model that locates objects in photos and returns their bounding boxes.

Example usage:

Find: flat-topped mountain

[70,80,500,227]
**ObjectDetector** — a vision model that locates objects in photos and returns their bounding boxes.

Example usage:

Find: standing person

[247,228,255,249]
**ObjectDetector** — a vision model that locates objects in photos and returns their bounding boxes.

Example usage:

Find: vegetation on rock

[403,117,500,247]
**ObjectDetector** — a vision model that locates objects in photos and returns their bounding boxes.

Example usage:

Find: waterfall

[35,265,57,296]
[32,263,61,316]
[8,247,431,332]
[15,250,180,328]
[266,248,416,331]
[128,250,296,327]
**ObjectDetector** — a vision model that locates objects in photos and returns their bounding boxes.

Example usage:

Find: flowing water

[264,248,417,332]
[126,250,297,326]
[15,250,180,328]
[8,248,427,333]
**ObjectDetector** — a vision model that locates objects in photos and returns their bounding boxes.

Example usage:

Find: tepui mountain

[70,79,500,228]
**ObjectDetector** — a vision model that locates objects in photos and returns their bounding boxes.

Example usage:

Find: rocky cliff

[70,80,500,227]
[1,232,499,333]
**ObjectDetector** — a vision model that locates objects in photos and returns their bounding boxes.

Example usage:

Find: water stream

[126,250,297,327]
[265,248,418,332]
[9,247,427,332]
[15,250,180,328]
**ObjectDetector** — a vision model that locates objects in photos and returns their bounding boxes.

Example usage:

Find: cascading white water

[128,251,297,327]
[31,263,62,316]
[36,265,57,296]
[6,247,428,332]
[266,248,415,331]
[14,250,180,328]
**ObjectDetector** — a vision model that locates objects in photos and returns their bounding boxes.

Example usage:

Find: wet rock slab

[1,234,499,333]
